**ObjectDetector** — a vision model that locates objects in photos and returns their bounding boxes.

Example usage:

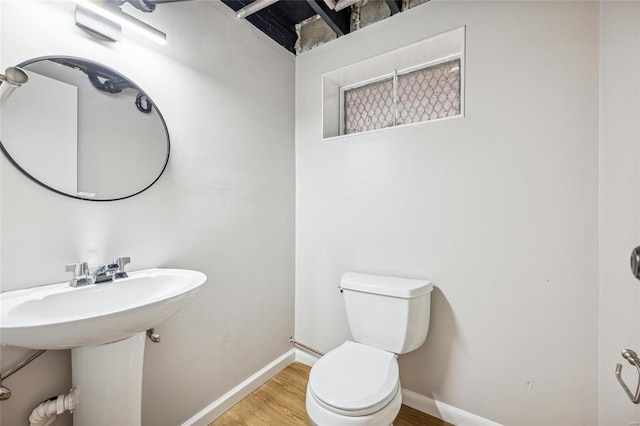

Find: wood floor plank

[394,405,451,426]
[211,362,452,425]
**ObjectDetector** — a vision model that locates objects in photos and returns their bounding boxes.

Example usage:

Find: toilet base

[305,384,402,426]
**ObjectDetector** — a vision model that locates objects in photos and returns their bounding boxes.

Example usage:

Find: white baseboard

[294,348,500,426]
[182,347,500,426]
[402,389,502,426]
[181,349,296,426]
[294,347,320,367]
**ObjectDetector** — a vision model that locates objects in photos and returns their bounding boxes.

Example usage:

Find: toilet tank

[340,272,433,354]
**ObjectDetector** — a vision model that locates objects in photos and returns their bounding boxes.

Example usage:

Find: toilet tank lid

[340,272,433,298]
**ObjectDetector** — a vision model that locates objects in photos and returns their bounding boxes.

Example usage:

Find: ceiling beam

[222,0,298,53]
[247,11,298,53]
[235,0,279,19]
[385,0,401,15]
[305,0,350,37]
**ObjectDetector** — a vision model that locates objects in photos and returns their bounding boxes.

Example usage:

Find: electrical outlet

[627,421,638,426]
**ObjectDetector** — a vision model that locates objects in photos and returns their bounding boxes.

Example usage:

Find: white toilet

[305,272,433,426]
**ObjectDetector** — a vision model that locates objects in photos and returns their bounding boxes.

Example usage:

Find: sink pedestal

[71,332,146,426]
[0,268,207,424]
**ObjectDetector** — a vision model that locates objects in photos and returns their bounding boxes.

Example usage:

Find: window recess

[322,26,465,139]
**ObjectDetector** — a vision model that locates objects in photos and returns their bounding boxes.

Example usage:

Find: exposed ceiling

[220,0,403,54]
[117,0,411,54]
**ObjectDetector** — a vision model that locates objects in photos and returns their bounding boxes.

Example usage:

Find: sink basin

[0,268,206,349]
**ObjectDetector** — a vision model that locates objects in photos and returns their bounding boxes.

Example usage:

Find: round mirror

[0,56,169,201]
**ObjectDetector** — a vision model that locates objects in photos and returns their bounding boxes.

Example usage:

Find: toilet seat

[308,341,399,417]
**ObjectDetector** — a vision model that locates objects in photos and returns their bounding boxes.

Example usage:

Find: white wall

[599,2,640,424]
[0,2,295,425]
[7,2,637,426]
[1,71,78,195]
[295,1,600,425]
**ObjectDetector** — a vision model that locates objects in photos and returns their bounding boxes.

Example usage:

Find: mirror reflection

[0,57,169,201]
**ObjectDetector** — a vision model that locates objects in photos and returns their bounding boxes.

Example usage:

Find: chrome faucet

[91,263,119,283]
[112,257,131,279]
[65,262,93,287]
[66,257,131,287]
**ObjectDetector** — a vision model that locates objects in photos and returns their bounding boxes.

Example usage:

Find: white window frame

[339,71,395,136]
[338,54,463,136]
[321,26,465,140]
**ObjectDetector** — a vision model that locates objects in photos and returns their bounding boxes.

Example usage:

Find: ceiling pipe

[236,0,280,19]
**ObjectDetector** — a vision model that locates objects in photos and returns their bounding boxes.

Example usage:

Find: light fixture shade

[74,0,167,45]
[75,5,122,42]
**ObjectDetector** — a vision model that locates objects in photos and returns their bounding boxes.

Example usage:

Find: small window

[396,59,461,126]
[322,26,465,139]
[343,77,395,134]
[342,59,461,135]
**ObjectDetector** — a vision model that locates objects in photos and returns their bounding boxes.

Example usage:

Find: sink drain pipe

[29,389,78,426]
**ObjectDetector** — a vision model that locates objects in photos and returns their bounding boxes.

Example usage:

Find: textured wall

[0,2,295,425]
[295,1,599,424]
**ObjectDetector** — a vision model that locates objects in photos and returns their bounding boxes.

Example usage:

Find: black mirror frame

[0,55,170,202]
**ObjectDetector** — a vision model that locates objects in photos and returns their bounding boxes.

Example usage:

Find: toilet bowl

[306,341,402,426]
[305,272,433,426]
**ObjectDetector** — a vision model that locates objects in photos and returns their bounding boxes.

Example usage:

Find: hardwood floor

[211,362,453,426]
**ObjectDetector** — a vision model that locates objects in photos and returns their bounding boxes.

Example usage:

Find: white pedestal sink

[72,332,147,425]
[0,268,207,426]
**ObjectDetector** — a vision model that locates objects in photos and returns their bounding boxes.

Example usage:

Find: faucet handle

[66,262,91,287]
[66,262,88,275]
[112,257,130,279]
[66,263,77,274]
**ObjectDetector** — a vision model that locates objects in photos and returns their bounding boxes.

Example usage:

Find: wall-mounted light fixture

[0,67,29,106]
[74,0,167,45]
